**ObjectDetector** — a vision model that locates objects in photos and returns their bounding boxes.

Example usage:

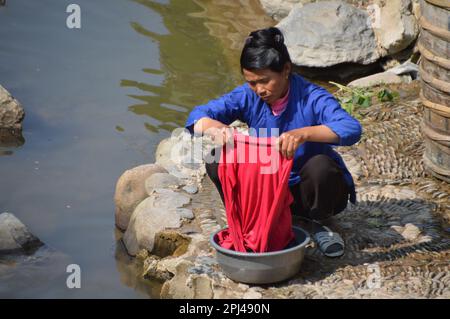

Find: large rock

[258,0,312,21]
[0,212,42,254]
[277,1,380,67]
[258,0,378,21]
[156,129,203,171]
[122,189,191,256]
[114,164,167,231]
[155,129,207,182]
[0,85,24,130]
[372,0,419,55]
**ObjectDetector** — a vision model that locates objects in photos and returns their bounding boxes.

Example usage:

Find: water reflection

[191,0,275,79]
[0,128,24,155]
[120,0,340,136]
[114,228,162,298]
[0,246,72,298]
[122,0,240,133]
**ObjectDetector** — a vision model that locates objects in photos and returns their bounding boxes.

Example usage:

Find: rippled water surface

[0,0,273,298]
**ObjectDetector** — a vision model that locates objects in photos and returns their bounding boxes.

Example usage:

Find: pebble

[243,290,262,299]
[182,185,198,194]
[401,223,421,241]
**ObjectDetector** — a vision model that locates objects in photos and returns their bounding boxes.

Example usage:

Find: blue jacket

[185,74,362,203]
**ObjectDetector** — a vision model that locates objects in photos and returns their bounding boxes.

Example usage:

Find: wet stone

[182,185,198,194]
[176,208,194,220]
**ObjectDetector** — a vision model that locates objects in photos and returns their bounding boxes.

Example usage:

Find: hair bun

[274,34,283,44]
[240,27,291,73]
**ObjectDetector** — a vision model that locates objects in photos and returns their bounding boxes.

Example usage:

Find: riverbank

[115,80,449,298]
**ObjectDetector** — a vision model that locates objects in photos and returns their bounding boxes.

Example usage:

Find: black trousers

[205,149,350,222]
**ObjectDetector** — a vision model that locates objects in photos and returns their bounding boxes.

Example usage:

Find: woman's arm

[193,117,228,134]
[277,82,362,159]
[310,86,362,146]
[193,117,234,145]
[185,85,249,136]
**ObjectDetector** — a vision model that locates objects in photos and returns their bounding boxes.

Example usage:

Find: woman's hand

[276,125,340,159]
[207,126,234,146]
[194,117,234,145]
[276,128,309,159]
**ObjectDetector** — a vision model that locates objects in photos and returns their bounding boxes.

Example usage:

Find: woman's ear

[284,63,292,78]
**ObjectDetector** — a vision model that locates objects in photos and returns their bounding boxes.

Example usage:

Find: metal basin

[210,226,310,284]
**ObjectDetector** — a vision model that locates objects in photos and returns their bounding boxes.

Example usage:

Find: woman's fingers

[287,138,296,159]
[204,126,234,145]
[277,133,299,159]
[281,134,290,158]
[224,127,234,144]
[212,127,233,145]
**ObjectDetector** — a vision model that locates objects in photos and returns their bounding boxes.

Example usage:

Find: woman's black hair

[240,27,291,73]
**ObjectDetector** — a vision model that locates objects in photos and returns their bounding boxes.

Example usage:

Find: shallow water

[0,0,274,298]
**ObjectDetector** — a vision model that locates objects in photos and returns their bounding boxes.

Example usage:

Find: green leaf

[361,96,371,107]
[377,88,394,102]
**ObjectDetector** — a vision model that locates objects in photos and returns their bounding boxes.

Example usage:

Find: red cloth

[216,133,295,252]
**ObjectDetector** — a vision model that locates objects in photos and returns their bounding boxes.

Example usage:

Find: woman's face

[242,63,291,105]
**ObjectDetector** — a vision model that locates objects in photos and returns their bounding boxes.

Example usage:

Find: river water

[0,0,273,298]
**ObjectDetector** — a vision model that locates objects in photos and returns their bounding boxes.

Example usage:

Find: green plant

[377,88,398,102]
[329,81,373,115]
[329,82,399,116]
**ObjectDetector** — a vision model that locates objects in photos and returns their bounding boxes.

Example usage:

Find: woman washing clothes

[185,27,362,258]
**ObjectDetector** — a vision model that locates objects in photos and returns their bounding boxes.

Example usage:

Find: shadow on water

[114,229,163,298]
[0,128,25,156]
[121,0,240,133]
[0,246,72,298]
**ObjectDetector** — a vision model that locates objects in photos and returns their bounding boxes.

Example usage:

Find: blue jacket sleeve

[309,86,362,146]
[185,85,249,135]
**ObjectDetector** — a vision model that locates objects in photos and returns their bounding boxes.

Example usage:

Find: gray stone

[145,172,183,195]
[155,137,178,170]
[151,189,191,209]
[166,165,191,180]
[388,61,419,79]
[401,223,421,241]
[277,1,380,67]
[0,212,42,254]
[114,164,167,231]
[156,130,195,170]
[176,208,194,220]
[0,85,24,130]
[182,185,198,195]
[259,0,311,21]
[372,0,419,55]
[348,60,419,87]
[243,290,263,299]
[348,71,406,88]
[122,190,190,256]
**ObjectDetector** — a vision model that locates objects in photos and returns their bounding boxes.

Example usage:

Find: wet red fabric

[216,133,295,252]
